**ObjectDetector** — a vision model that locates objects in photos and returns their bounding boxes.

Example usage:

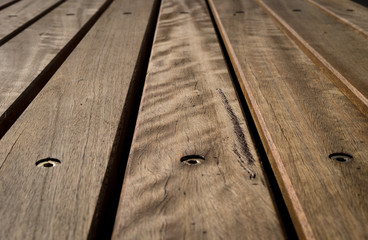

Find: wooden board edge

[111,0,163,237]
[0,0,20,11]
[0,0,113,139]
[206,0,316,239]
[304,0,368,38]
[252,0,368,118]
[0,0,67,46]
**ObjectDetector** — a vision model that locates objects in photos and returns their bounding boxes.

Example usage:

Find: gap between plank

[0,0,113,140]
[205,0,298,239]
[0,0,67,46]
[86,0,161,239]
[206,0,316,238]
[304,0,368,39]
[351,0,368,8]
[0,0,21,11]
[253,0,368,117]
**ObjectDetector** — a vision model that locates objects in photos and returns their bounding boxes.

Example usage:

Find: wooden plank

[0,0,155,239]
[0,0,20,11]
[304,0,368,37]
[112,0,285,239]
[0,0,64,43]
[209,0,368,239]
[0,0,108,137]
[255,0,368,114]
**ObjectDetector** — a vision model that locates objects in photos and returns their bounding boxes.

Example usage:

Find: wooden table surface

[0,0,367,239]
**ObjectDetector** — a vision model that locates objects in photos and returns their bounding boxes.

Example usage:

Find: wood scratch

[216,88,255,166]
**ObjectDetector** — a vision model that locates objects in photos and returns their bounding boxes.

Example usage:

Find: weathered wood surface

[0,0,20,11]
[256,0,368,114]
[209,0,368,239]
[0,0,154,239]
[112,0,286,239]
[0,0,107,137]
[0,0,63,43]
[305,0,368,36]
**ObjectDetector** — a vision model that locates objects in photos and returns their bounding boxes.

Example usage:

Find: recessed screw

[181,155,205,165]
[329,153,353,162]
[35,158,61,168]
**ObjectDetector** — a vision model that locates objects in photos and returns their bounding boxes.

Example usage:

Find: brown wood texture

[305,0,368,36]
[112,0,285,239]
[0,0,154,239]
[0,0,63,42]
[0,0,15,6]
[256,0,368,114]
[0,0,19,11]
[0,0,107,134]
[209,0,368,239]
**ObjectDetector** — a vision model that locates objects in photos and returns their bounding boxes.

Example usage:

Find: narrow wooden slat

[0,0,155,239]
[0,0,108,137]
[209,0,368,239]
[0,0,64,43]
[0,0,20,11]
[112,0,285,239]
[305,0,368,36]
[255,0,368,114]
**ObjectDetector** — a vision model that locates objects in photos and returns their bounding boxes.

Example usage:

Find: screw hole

[66,13,75,16]
[346,9,354,12]
[123,12,132,15]
[35,158,61,168]
[181,155,205,165]
[8,14,17,17]
[329,153,352,162]
[293,9,302,12]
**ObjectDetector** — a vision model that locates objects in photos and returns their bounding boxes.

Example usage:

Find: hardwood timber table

[0,0,367,239]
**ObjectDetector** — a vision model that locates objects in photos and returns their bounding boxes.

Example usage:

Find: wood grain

[209,0,368,239]
[0,0,64,43]
[255,0,368,114]
[305,0,368,37]
[0,0,154,239]
[0,0,107,136]
[0,0,20,11]
[112,0,285,239]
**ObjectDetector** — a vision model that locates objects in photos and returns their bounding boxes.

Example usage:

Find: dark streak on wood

[233,146,256,178]
[0,0,20,11]
[217,88,255,165]
[0,0,68,46]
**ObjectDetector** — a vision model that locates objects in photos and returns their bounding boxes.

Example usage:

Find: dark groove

[205,1,298,239]
[87,0,161,239]
[351,0,368,8]
[0,0,21,11]
[0,0,113,140]
[0,0,67,46]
